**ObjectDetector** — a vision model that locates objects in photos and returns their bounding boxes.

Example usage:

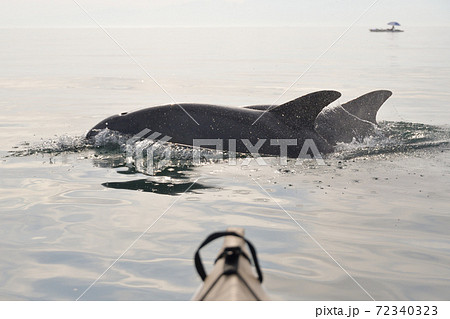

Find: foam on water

[9,135,90,157]
[332,121,450,160]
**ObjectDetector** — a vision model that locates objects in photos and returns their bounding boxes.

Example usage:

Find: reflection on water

[102,166,213,195]
[103,179,211,195]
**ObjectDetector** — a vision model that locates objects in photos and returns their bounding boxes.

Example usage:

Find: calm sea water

[0,26,449,300]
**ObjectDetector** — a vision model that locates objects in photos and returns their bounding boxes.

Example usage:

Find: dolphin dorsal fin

[269,91,341,129]
[341,90,392,124]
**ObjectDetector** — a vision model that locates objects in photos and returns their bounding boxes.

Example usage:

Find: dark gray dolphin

[314,90,392,145]
[244,90,392,145]
[86,90,392,157]
[86,90,341,157]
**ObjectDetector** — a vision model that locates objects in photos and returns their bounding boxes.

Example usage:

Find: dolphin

[86,90,392,157]
[86,90,340,157]
[244,90,392,145]
[314,90,392,145]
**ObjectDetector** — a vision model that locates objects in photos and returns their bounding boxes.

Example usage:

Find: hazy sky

[1,0,449,27]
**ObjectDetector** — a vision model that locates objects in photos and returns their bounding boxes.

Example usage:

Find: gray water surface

[0,27,449,300]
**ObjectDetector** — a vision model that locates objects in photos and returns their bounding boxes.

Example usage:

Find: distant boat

[370,29,404,32]
[370,21,404,32]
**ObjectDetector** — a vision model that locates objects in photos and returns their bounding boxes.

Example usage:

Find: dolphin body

[86,90,392,157]
[244,90,392,145]
[315,90,392,145]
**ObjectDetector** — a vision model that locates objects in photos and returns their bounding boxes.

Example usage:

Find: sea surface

[0,26,449,300]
